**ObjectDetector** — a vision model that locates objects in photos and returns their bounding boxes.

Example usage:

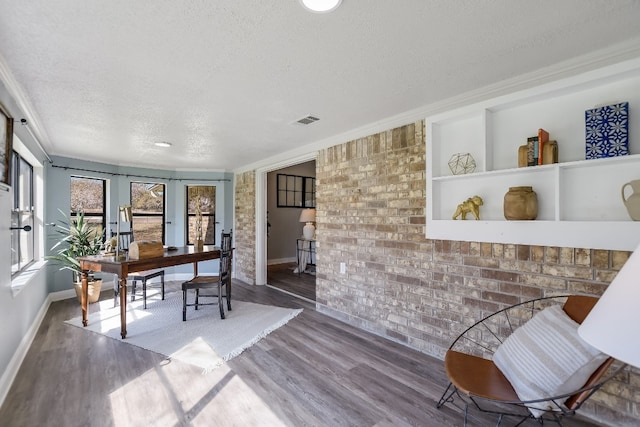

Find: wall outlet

[340,262,346,274]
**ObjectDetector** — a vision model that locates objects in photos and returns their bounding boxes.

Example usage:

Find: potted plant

[47,209,105,303]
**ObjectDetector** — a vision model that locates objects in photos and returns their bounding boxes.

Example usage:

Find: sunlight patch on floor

[86,296,154,335]
[109,359,286,426]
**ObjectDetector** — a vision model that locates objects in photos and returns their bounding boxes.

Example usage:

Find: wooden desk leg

[119,276,127,339]
[81,271,89,327]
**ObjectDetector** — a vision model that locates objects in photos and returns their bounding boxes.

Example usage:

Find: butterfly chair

[110,230,165,309]
[436,295,624,426]
[182,229,233,321]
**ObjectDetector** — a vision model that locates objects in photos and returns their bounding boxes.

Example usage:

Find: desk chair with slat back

[182,229,233,321]
[436,295,624,426]
[111,230,165,309]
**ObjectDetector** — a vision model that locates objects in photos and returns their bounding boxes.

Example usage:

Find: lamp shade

[299,208,316,223]
[578,242,640,368]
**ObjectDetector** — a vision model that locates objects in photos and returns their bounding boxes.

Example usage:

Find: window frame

[185,185,217,245]
[70,175,107,236]
[129,181,166,244]
[10,150,34,276]
[276,173,315,208]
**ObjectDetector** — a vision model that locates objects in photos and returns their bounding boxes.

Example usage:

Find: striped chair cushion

[493,304,607,417]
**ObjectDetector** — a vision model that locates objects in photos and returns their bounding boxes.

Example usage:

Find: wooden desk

[78,246,221,339]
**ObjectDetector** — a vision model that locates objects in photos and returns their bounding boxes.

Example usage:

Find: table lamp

[578,242,640,368]
[299,208,316,240]
[115,205,132,259]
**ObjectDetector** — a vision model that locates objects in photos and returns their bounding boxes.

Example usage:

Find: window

[277,174,315,208]
[186,185,216,245]
[10,151,34,275]
[70,176,106,238]
[131,182,165,243]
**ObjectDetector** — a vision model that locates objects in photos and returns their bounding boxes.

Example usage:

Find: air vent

[294,115,320,125]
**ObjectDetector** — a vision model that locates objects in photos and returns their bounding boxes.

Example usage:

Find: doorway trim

[255,152,317,285]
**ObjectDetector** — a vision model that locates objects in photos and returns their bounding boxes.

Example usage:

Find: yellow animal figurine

[452,195,483,220]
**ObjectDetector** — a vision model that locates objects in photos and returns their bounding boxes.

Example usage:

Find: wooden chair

[111,231,165,309]
[436,295,624,426]
[182,229,233,321]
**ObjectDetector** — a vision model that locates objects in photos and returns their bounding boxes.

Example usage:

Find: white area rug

[65,291,302,372]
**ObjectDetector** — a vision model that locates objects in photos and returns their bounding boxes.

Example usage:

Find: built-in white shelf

[426,58,640,251]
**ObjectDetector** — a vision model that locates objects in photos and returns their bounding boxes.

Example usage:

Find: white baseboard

[267,257,296,265]
[49,288,76,301]
[0,293,53,408]
[49,274,219,301]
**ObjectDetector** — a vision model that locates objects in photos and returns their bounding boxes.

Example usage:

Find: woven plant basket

[74,279,103,304]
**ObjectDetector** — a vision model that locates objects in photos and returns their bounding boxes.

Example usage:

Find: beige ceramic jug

[504,186,538,220]
[622,180,640,221]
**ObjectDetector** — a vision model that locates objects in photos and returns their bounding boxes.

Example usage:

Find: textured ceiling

[0,0,640,171]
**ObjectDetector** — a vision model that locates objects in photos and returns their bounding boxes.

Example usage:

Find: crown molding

[234,37,640,174]
[0,52,53,155]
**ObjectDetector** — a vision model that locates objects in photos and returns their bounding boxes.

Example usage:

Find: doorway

[265,160,316,301]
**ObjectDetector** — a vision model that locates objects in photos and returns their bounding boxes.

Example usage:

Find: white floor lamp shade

[299,208,316,240]
[578,242,640,368]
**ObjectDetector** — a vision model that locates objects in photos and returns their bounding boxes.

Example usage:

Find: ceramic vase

[504,186,538,220]
[622,180,640,221]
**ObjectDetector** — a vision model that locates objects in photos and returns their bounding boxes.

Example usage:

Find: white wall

[0,79,51,406]
[0,187,14,381]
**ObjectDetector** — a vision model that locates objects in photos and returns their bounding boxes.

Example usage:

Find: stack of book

[518,128,558,167]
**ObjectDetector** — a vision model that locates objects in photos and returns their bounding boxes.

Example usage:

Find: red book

[538,128,549,165]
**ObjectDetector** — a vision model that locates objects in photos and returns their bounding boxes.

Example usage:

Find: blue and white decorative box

[585,102,629,159]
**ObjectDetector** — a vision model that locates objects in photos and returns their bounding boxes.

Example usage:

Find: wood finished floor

[267,262,316,301]
[0,280,602,427]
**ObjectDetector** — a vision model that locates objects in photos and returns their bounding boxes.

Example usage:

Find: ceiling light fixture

[154,141,172,148]
[299,0,342,13]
